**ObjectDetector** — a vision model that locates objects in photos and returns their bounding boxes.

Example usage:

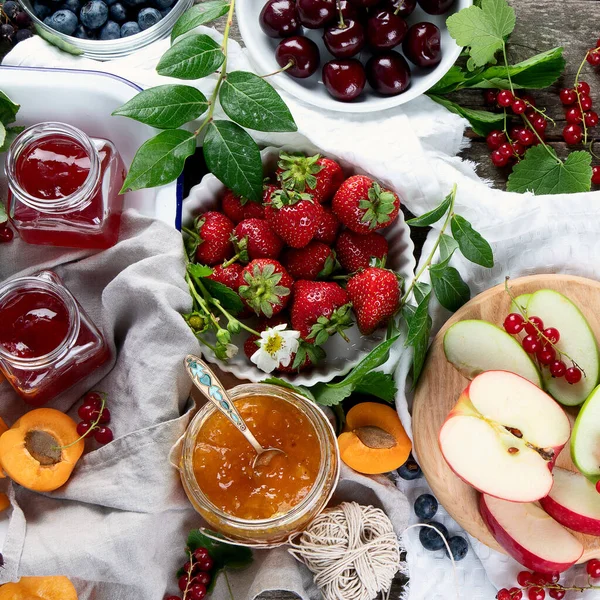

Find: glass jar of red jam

[5,122,126,249]
[0,270,110,405]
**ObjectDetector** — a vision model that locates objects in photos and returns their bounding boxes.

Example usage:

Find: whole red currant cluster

[503,313,583,384]
[0,221,14,244]
[76,391,113,445]
[559,81,597,146]
[165,547,215,600]
[497,561,600,600]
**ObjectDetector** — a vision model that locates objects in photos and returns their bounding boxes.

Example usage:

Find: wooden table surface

[205,1,600,598]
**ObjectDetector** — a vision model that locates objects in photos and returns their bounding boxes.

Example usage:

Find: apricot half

[0,409,84,492]
[338,402,411,474]
[0,576,78,600]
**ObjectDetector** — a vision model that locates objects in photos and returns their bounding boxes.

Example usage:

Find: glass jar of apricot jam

[178,384,340,546]
[5,122,126,249]
[0,270,110,405]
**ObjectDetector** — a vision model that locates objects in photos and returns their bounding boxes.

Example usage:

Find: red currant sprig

[76,391,113,445]
[167,547,215,600]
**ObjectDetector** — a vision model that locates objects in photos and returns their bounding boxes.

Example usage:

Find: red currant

[504,313,525,334]
[517,128,535,146]
[497,589,511,600]
[543,327,560,344]
[593,165,600,185]
[516,571,532,586]
[548,591,565,600]
[577,81,591,95]
[497,90,514,107]
[484,90,498,105]
[565,367,582,385]
[580,95,593,111]
[546,573,559,584]
[83,392,103,410]
[587,51,600,66]
[522,335,541,354]
[165,597,182,600]
[512,99,526,114]
[183,561,194,574]
[194,572,211,586]
[585,111,599,127]
[98,408,111,424]
[498,143,514,158]
[193,548,210,562]
[550,360,567,378]
[188,584,207,600]
[512,141,526,156]
[487,130,507,150]
[0,227,13,243]
[525,316,544,335]
[94,426,113,444]
[563,124,583,145]
[531,115,547,133]
[178,576,189,592]
[197,557,214,572]
[491,149,510,167]
[530,573,547,586]
[565,107,583,124]
[537,346,556,365]
[521,94,536,107]
[596,480,600,494]
[559,88,577,105]
[509,589,523,600]
[77,421,93,437]
[78,404,98,422]
[528,588,545,600]
[587,558,600,578]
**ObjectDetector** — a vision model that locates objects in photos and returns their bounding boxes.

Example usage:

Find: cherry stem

[260,60,293,78]
[336,0,345,28]
[54,394,106,451]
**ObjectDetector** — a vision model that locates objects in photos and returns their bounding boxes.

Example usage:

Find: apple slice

[526,289,599,406]
[439,371,570,502]
[480,494,584,573]
[510,293,531,315]
[571,384,600,483]
[444,320,542,387]
[540,467,600,535]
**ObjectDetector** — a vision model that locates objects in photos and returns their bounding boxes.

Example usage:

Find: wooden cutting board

[413,274,600,562]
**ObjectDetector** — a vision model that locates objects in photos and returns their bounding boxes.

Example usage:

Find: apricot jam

[193,394,321,520]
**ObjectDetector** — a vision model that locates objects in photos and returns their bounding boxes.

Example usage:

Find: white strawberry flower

[225,343,238,359]
[251,324,300,373]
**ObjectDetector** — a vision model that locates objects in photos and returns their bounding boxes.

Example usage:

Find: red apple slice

[480,494,584,573]
[439,371,571,502]
[540,467,600,536]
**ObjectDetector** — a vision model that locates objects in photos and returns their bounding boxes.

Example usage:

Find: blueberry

[2,1,19,18]
[105,0,118,6]
[15,28,34,43]
[397,457,423,480]
[73,23,92,37]
[137,6,161,29]
[80,0,108,29]
[414,494,438,521]
[34,1,52,19]
[109,2,126,21]
[47,9,78,34]
[160,6,171,16]
[419,521,448,551]
[152,0,173,9]
[0,23,14,41]
[446,536,468,561]
[121,0,145,8]
[120,20,139,36]
[60,0,81,14]
[99,18,119,38]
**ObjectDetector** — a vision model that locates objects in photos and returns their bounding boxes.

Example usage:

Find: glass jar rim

[5,122,101,214]
[0,273,81,367]
[181,383,340,529]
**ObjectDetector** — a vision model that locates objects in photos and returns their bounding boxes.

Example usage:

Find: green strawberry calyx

[270,185,313,209]
[358,182,397,229]
[292,341,326,370]
[307,302,353,345]
[278,152,324,193]
[239,262,290,318]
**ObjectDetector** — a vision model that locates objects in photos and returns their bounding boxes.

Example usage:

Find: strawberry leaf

[354,371,397,402]
[262,377,316,401]
[187,264,214,278]
[311,382,354,407]
[202,278,244,315]
[451,215,494,268]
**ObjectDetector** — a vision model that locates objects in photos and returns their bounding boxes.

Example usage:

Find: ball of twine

[288,502,401,600]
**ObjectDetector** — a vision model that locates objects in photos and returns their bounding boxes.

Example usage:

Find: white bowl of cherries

[236,0,472,113]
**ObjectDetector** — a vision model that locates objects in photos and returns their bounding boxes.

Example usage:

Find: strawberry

[207,263,243,291]
[277,153,344,203]
[332,175,400,234]
[291,280,353,345]
[188,211,234,265]
[233,218,284,261]
[335,230,388,273]
[347,267,400,335]
[314,206,341,245]
[239,259,294,318]
[265,187,324,249]
[221,188,266,223]
[282,241,336,281]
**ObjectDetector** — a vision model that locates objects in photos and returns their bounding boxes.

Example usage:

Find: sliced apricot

[0,494,9,513]
[0,409,84,493]
[0,417,9,480]
[338,402,411,474]
[0,576,77,600]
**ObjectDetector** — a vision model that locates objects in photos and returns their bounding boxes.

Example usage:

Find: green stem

[54,394,106,450]
[224,571,235,600]
[501,44,515,95]
[574,50,591,146]
[260,60,293,78]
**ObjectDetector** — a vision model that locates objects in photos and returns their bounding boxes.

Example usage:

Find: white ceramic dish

[184,143,416,386]
[236,0,472,113]
[0,66,183,228]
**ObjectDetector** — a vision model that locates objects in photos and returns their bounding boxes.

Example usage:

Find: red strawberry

[221,189,266,223]
[233,218,284,261]
[314,206,341,245]
[332,175,400,234]
[347,267,400,335]
[191,211,235,265]
[291,280,352,345]
[282,241,336,280]
[335,230,388,273]
[207,263,243,290]
[265,188,324,248]
[277,153,344,203]
[239,259,294,317]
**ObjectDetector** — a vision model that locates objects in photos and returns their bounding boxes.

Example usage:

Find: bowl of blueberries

[17,0,192,59]
[237,0,472,112]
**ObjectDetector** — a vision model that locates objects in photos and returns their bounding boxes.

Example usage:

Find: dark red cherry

[366,50,411,95]
[259,0,300,38]
[336,0,359,20]
[297,0,336,28]
[275,36,320,78]
[323,18,365,58]
[381,0,416,17]
[366,10,407,49]
[417,0,455,14]
[346,0,379,7]
[402,22,441,68]
[322,58,366,101]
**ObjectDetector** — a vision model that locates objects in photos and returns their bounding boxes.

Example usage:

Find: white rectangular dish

[0,65,183,229]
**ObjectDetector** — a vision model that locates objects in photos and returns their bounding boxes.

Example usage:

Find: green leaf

[413,282,431,305]
[0,91,19,125]
[354,371,397,403]
[451,215,494,268]
[402,304,432,385]
[405,291,432,346]
[429,95,505,136]
[202,277,244,315]
[188,264,214,278]
[171,0,230,41]
[203,120,263,202]
[262,377,316,402]
[219,71,297,133]
[33,23,83,56]
[121,129,196,193]
[439,234,459,262]
[427,65,484,94]
[507,145,592,195]
[0,203,7,225]
[311,382,354,407]
[112,85,208,129]
[157,34,225,80]
[430,264,471,312]
[446,0,515,68]
[0,122,5,149]
[406,193,451,227]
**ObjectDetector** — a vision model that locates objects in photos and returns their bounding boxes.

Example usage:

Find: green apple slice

[444,320,542,387]
[526,289,599,406]
[571,385,600,483]
[510,293,531,316]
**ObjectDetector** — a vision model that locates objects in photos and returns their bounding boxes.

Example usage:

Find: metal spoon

[184,354,286,470]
